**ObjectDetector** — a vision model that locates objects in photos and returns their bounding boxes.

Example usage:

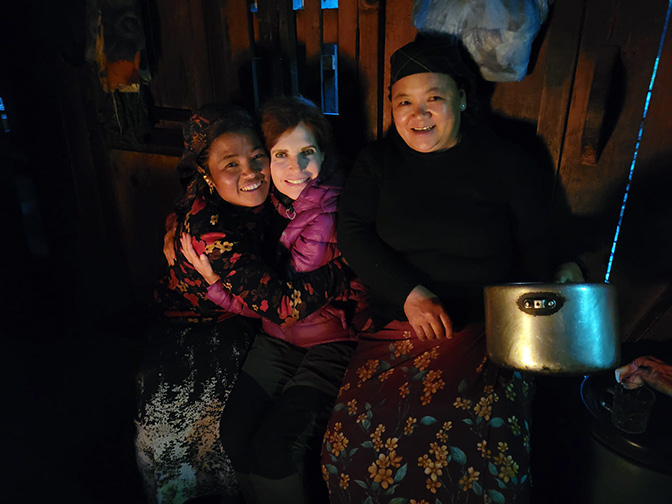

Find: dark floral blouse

[155,192,348,325]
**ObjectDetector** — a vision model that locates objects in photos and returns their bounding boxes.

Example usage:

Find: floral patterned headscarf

[175,104,257,211]
[176,104,257,186]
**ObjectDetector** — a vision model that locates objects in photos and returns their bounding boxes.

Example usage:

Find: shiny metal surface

[485,283,620,374]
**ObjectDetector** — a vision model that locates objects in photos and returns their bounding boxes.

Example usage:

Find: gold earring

[203,175,214,194]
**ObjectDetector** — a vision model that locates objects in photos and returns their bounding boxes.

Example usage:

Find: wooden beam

[382,0,416,134]
[303,0,323,105]
[202,0,230,104]
[223,0,257,110]
[358,0,381,140]
[557,0,670,278]
[278,0,300,96]
[536,0,586,173]
[187,0,214,107]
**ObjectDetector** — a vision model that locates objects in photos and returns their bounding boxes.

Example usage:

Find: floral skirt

[135,317,254,504]
[321,322,533,504]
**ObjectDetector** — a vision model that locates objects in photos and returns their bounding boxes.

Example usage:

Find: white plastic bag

[412,0,550,82]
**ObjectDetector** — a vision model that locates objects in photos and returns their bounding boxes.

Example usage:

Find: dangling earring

[203,174,214,194]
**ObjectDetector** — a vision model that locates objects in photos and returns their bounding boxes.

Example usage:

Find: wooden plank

[296,8,306,44]
[215,0,257,110]
[54,61,136,315]
[224,0,257,110]
[559,0,668,215]
[303,0,323,105]
[338,0,357,63]
[186,0,214,107]
[110,150,183,303]
[557,0,669,279]
[256,0,284,101]
[382,0,416,134]
[332,0,363,165]
[578,44,620,165]
[148,0,193,108]
[358,0,381,140]
[490,38,546,122]
[253,5,260,42]
[278,0,300,95]
[323,8,338,44]
[608,11,672,341]
[536,0,586,173]
[202,0,230,104]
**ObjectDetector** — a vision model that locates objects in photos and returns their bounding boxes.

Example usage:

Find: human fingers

[423,323,438,340]
[164,247,176,266]
[180,234,199,265]
[620,374,646,389]
[615,362,638,383]
[616,357,663,383]
[440,312,453,339]
[411,322,427,342]
[638,361,672,396]
[427,316,444,339]
[179,234,189,258]
[634,356,666,368]
[164,234,176,265]
[197,253,215,274]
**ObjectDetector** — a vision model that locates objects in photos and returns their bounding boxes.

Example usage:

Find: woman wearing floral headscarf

[135,104,348,504]
[320,36,583,503]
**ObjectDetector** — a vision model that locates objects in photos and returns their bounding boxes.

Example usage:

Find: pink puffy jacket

[206,177,369,347]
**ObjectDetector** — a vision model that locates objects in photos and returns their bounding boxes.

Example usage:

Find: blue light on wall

[604,0,672,283]
[292,0,338,10]
[0,97,9,132]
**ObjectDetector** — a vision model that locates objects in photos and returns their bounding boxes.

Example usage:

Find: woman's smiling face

[270,123,324,200]
[206,130,270,207]
[391,72,466,153]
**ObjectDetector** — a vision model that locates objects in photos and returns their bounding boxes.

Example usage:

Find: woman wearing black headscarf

[320,37,582,503]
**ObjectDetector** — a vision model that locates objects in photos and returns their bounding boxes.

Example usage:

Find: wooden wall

[100,0,672,341]
[488,0,672,340]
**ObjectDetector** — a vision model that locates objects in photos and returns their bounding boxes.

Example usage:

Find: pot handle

[516,292,565,316]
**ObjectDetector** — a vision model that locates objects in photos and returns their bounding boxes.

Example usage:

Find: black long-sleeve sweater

[337,126,555,329]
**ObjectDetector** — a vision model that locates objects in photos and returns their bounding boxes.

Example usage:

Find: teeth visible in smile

[286,178,310,185]
[412,126,434,132]
[240,181,262,192]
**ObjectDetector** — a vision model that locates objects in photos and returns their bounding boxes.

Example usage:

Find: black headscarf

[389,34,486,127]
[389,34,477,93]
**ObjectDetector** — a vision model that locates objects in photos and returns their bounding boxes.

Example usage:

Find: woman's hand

[180,233,221,285]
[163,220,178,266]
[403,285,453,341]
[615,356,672,397]
[553,261,585,283]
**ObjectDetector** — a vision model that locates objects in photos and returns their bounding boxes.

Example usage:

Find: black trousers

[219,333,355,504]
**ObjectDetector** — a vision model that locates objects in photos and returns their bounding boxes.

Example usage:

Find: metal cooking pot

[484,283,620,374]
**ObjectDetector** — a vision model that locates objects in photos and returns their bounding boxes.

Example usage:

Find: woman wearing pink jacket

[181,96,368,504]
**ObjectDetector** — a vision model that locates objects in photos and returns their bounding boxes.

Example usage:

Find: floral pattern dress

[322,323,533,504]
[138,191,348,504]
[135,318,254,503]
